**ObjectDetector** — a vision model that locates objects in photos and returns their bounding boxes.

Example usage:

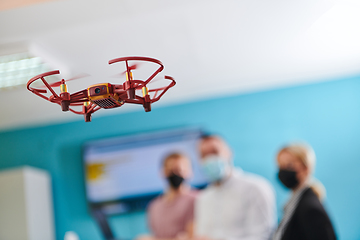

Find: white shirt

[195,168,276,240]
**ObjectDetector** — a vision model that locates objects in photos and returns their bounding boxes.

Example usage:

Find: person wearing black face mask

[137,153,198,240]
[167,172,185,189]
[273,144,337,240]
[278,169,299,189]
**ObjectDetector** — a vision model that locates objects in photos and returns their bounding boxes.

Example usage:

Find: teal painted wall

[1,76,360,240]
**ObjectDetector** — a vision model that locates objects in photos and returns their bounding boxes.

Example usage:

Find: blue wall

[1,76,360,240]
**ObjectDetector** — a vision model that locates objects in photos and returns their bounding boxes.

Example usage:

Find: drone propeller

[109,63,141,79]
[39,73,89,88]
[121,63,140,75]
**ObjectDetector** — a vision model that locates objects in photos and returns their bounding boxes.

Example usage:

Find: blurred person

[195,135,276,240]
[273,143,336,240]
[138,152,198,240]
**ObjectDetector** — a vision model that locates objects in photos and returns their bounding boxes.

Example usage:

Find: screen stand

[91,207,116,240]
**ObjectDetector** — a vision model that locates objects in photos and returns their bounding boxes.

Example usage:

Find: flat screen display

[83,128,207,207]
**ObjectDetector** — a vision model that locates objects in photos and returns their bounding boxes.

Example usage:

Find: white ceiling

[1,0,360,130]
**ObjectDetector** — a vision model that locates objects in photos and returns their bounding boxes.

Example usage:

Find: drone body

[27,56,176,122]
[87,83,125,109]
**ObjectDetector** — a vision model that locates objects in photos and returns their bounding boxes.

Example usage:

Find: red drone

[27,56,176,122]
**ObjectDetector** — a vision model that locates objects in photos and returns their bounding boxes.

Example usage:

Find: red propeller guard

[148,75,176,102]
[27,70,87,108]
[124,75,176,105]
[27,70,61,101]
[109,56,164,87]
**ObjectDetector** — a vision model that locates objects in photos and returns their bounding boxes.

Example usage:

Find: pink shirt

[147,190,198,238]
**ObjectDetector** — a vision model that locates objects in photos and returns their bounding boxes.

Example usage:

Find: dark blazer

[281,187,337,240]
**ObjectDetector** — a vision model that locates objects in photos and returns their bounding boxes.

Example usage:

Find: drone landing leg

[83,103,92,122]
[144,102,151,112]
[61,100,70,111]
[84,113,92,122]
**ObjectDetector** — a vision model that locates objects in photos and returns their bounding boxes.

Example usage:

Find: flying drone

[26,56,176,122]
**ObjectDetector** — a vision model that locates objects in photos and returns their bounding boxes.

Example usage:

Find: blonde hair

[278,143,326,201]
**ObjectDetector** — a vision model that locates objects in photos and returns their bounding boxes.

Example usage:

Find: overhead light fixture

[0,52,52,90]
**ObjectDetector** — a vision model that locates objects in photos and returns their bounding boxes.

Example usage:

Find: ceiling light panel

[0,52,51,89]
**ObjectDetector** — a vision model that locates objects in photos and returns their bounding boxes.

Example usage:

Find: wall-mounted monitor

[83,128,207,214]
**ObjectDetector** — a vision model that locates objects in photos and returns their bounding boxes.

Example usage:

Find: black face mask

[278,169,299,189]
[167,173,185,189]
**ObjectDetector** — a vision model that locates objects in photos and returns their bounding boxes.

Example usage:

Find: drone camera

[88,83,124,109]
[89,85,108,96]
